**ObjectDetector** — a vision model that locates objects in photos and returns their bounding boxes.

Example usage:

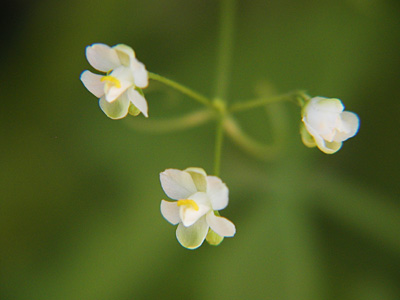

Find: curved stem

[214,0,236,102]
[124,109,215,133]
[148,72,212,107]
[229,90,308,113]
[223,116,281,161]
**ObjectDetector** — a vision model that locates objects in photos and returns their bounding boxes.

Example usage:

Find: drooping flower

[160,167,236,249]
[301,96,360,154]
[80,43,149,119]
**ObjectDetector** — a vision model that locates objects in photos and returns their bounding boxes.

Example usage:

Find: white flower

[160,167,236,249]
[80,43,149,119]
[301,96,360,154]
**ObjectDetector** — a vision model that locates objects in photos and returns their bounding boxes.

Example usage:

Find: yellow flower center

[101,75,121,88]
[177,199,199,211]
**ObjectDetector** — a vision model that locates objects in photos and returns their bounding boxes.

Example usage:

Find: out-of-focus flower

[80,43,149,119]
[301,96,360,154]
[160,167,236,249]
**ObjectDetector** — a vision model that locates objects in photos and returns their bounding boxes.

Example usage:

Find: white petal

[305,110,341,141]
[104,67,133,102]
[319,140,342,154]
[303,119,342,154]
[308,97,344,114]
[314,133,342,154]
[206,176,229,210]
[176,216,208,249]
[86,43,121,72]
[132,60,149,88]
[127,88,148,117]
[184,167,207,177]
[160,169,197,200]
[113,44,136,67]
[184,167,207,193]
[99,93,130,120]
[333,111,360,142]
[180,192,211,227]
[160,200,180,225]
[206,212,236,237]
[80,70,105,98]
[303,97,344,141]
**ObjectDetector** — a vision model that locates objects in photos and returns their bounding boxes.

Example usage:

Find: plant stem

[148,72,212,107]
[214,0,236,102]
[223,116,280,161]
[211,0,237,176]
[229,90,307,113]
[125,109,214,133]
[213,113,225,177]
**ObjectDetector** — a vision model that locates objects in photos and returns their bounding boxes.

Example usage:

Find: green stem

[223,116,281,161]
[148,72,212,107]
[214,0,236,102]
[213,113,225,177]
[125,109,214,133]
[229,90,308,113]
[211,0,236,177]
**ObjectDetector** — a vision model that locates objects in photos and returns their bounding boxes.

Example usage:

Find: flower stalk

[229,90,309,113]
[213,100,226,177]
[214,0,236,102]
[148,72,212,108]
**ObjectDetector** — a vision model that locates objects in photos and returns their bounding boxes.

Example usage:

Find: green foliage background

[1,0,399,299]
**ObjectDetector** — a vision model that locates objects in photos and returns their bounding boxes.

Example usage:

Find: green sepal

[206,211,224,246]
[206,228,224,246]
[297,91,311,108]
[300,124,316,148]
[128,103,141,116]
[185,168,207,192]
[136,87,145,97]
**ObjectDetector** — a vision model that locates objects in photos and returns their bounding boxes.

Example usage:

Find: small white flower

[160,167,236,249]
[301,96,360,154]
[80,43,149,119]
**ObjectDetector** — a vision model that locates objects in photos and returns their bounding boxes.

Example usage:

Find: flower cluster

[160,168,236,249]
[80,43,360,250]
[301,97,360,154]
[80,43,149,119]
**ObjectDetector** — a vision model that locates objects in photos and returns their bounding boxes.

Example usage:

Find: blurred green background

[1,0,399,299]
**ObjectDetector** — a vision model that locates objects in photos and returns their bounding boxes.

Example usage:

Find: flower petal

[80,71,105,98]
[320,140,342,154]
[86,43,121,72]
[176,216,208,249]
[113,44,136,67]
[334,111,360,142]
[206,212,236,237]
[206,176,229,210]
[303,119,342,154]
[127,88,148,117]
[180,192,211,227]
[160,200,180,225]
[160,169,197,200]
[314,133,342,154]
[99,93,130,120]
[132,60,149,88]
[104,67,133,102]
[308,97,344,114]
[184,167,207,192]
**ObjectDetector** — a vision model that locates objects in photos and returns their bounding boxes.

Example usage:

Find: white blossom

[80,43,149,119]
[301,96,360,154]
[160,168,235,249]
